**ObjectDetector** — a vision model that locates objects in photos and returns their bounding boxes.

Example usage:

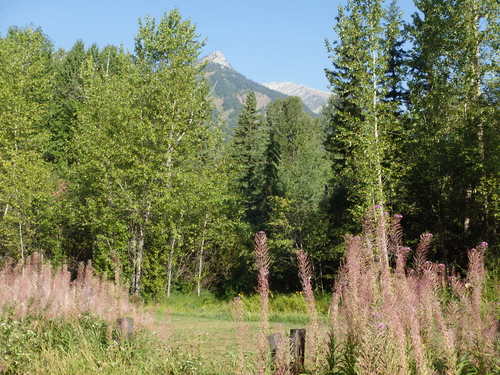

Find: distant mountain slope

[201,51,313,131]
[262,81,330,114]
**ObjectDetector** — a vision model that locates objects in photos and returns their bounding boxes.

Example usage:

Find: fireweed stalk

[255,231,270,375]
[327,212,498,375]
[296,248,321,369]
[0,253,154,328]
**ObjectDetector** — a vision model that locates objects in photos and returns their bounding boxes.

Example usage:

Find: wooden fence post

[290,328,306,374]
[116,317,134,340]
[267,332,283,362]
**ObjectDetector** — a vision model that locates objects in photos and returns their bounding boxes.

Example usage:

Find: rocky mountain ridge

[262,81,330,114]
[201,51,327,130]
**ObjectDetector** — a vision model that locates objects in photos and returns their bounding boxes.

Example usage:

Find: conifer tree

[265,97,330,289]
[49,42,129,167]
[48,40,86,166]
[231,91,267,227]
[405,0,499,259]
[382,0,410,211]
[324,0,403,266]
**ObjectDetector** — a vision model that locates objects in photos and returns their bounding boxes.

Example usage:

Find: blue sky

[1,0,416,91]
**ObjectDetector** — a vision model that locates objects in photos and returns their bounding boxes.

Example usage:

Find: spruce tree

[324,0,402,259]
[264,97,330,290]
[231,91,267,227]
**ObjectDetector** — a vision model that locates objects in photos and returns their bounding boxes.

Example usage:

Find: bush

[0,314,165,374]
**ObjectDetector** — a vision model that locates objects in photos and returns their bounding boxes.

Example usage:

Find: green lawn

[148,293,330,372]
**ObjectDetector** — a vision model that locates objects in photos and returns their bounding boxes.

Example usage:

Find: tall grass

[297,248,321,369]
[0,254,186,374]
[247,211,497,374]
[1,213,496,375]
[0,314,177,374]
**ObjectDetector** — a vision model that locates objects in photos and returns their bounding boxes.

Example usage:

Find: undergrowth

[0,313,230,375]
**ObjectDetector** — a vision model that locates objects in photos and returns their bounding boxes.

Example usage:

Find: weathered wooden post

[267,332,283,362]
[116,317,134,340]
[290,328,306,374]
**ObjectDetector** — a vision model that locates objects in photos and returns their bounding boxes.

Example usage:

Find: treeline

[0,11,245,298]
[320,0,498,267]
[0,0,497,298]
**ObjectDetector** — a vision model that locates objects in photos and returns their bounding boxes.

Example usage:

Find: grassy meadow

[150,293,330,371]
[0,220,498,375]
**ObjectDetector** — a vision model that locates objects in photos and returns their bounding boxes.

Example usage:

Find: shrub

[0,313,211,375]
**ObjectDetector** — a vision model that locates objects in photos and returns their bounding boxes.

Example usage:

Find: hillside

[202,51,317,130]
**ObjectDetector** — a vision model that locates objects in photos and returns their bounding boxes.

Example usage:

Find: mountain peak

[203,50,232,69]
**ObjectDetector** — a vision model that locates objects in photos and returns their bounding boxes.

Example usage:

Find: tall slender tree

[0,27,59,260]
[73,10,212,295]
[324,0,403,265]
[231,91,268,227]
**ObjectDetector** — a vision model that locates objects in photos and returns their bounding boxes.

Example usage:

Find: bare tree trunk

[197,214,209,297]
[18,220,24,261]
[166,235,176,298]
[371,47,389,269]
[130,224,145,296]
[135,226,144,294]
[129,228,138,294]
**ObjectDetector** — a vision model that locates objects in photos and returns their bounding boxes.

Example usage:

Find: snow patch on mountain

[263,81,330,114]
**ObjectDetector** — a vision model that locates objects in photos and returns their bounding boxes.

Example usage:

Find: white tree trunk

[197,214,209,297]
[18,220,24,261]
[130,223,146,296]
[166,235,176,298]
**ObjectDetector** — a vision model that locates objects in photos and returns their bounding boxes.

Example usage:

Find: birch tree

[73,10,212,295]
[0,27,58,260]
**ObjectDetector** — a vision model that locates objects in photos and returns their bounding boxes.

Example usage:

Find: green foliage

[0,313,215,375]
[48,41,129,167]
[324,0,400,225]
[0,27,61,261]
[402,0,500,262]
[323,332,359,375]
[0,0,497,306]
[70,10,218,295]
[264,97,330,290]
[231,91,268,226]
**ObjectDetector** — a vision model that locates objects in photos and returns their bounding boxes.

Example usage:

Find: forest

[0,0,498,301]
[0,0,499,374]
